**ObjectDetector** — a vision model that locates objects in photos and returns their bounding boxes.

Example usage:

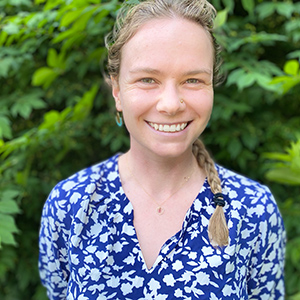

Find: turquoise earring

[115,111,123,127]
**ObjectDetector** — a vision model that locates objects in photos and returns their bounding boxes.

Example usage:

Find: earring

[180,99,184,104]
[115,111,123,127]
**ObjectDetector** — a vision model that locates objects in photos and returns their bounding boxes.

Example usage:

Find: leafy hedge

[0,0,299,299]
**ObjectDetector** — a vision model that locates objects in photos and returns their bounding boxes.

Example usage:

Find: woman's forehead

[128,17,210,44]
[120,17,214,73]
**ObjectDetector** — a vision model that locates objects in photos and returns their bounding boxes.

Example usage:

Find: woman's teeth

[148,122,188,132]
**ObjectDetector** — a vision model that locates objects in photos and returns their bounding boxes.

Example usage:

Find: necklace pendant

[156,206,164,215]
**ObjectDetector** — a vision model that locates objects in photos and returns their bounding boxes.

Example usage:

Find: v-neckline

[115,153,209,271]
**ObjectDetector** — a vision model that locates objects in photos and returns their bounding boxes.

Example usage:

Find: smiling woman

[39,0,286,299]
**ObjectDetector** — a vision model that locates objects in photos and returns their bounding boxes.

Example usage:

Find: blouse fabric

[39,154,286,300]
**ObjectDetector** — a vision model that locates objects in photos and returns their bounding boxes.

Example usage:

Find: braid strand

[192,139,229,247]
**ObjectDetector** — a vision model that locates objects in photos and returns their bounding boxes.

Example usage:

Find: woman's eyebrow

[129,68,212,76]
[129,67,161,75]
[182,69,212,76]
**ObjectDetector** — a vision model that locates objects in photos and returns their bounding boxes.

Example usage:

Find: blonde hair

[106,0,228,247]
[193,139,228,247]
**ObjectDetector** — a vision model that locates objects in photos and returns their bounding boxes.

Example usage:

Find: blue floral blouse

[39,154,286,300]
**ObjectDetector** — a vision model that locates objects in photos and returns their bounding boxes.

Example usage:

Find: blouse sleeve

[39,183,71,300]
[247,187,286,299]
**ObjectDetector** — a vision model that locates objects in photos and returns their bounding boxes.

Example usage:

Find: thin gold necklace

[126,156,195,215]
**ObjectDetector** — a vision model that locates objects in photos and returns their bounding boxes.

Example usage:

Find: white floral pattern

[39,154,286,299]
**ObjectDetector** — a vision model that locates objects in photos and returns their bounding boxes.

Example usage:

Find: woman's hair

[192,139,228,247]
[106,0,228,247]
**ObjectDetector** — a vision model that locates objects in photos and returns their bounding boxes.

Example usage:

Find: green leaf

[236,72,256,90]
[60,8,85,28]
[57,50,66,69]
[71,8,97,32]
[269,76,290,85]
[52,28,76,44]
[264,152,291,162]
[265,168,300,185]
[11,93,47,119]
[270,75,300,95]
[72,85,98,121]
[0,200,20,214]
[241,0,254,15]
[47,48,58,68]
[222,0,234,13]
[44,0,65,10]
[287,50,300,60]
[0,56,16,78]
[2,23,19,35]
[276,3,294,19]
[0,116,12,139]
[226,68,245,86]
[5,0,31,6]
[255,73,277,91]
[0,31,8,46]
[284,60,299,76]
[34,0,46,4]
[1,190,20,200]
[226,69,259,90]
[256,2,276,19]
[61,34,85,51]
[39,110,61,130]
[0,213,19,246]
[94,8,110,24]
[214,9,228,29]
[32,67,58,89]
[125,0,140,4]
[264,139,300,185]
[281,77,300,94]
[228,32,287,52]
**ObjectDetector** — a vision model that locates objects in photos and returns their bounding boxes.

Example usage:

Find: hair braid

[192,139,229,247]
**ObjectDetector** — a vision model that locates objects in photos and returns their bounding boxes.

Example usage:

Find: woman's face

[112,17,214,159]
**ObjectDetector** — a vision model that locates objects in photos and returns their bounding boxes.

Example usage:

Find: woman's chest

[66,210,253,299]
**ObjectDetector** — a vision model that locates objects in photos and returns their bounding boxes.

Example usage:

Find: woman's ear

[111,76,122,112]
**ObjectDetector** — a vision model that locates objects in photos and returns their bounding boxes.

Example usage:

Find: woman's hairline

[108,14,216,83]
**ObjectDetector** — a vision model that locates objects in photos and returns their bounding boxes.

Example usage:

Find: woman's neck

[119,148,200,196]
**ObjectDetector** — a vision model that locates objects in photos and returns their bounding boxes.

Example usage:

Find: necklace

[126,156,195,215]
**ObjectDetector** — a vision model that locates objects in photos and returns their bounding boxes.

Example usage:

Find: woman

[39,0,286,299]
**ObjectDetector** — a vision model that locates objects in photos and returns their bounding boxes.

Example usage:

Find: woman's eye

[186,78,201,84]
[140,78,155,84]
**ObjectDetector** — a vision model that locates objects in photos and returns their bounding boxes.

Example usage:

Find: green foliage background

[0,0,299,299]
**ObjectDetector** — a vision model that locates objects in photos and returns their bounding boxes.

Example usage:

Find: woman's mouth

[147,122,189,133]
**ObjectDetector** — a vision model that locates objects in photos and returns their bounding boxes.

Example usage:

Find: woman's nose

[156,83,184,115]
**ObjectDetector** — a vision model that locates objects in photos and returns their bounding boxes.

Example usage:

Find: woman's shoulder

[59,153,119,187]
[40,154,125,250]
[215,164,279,214]
[216,164,272,195]
[216,164,285,241]
[43,154,121,214]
